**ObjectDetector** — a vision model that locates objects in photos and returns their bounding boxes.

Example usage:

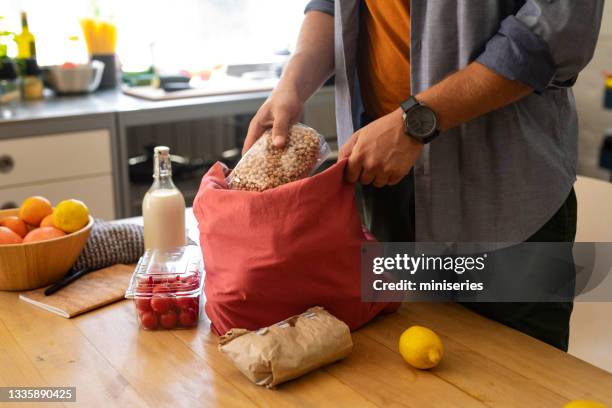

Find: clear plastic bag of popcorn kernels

[227,123,331,192]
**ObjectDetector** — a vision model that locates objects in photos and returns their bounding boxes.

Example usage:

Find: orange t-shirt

[358,0,411,119]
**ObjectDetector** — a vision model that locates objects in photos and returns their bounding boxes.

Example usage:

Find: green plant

[0,16,16,59]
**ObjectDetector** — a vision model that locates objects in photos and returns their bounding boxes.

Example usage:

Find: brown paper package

[218,306,353,388]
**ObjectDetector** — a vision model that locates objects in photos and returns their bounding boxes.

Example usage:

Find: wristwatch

[400,96,440,144]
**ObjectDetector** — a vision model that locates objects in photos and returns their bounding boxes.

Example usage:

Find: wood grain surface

[1,294,611,408]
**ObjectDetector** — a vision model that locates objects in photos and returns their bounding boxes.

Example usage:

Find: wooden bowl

[0,209,94,291]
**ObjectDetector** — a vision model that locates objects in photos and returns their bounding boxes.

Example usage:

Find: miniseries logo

[372,253,488,275]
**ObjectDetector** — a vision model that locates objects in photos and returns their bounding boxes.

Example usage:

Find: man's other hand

[339,108,423,187]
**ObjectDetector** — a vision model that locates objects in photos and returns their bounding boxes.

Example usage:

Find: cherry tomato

[176,297,196,310]
[140,311,158,330]
[179,308,198,327]
[135,297,152,312]
[180,277,199,291]
[153,283,171,293]
[151,295,171,313]
[160,310,178,329]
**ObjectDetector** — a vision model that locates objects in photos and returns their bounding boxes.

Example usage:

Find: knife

[44,268,90,296]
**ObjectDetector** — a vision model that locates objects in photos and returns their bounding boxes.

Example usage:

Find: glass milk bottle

[142,146,186,250]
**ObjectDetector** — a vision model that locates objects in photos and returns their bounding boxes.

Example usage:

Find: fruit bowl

[0,208,94,291]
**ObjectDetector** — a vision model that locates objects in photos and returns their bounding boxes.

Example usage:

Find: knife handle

[44,268,89,296]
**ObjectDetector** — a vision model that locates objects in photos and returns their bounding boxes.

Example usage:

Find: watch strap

[400,96,419,114]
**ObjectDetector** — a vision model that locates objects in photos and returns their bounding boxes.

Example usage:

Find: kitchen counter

[2,199,612,407]
[0,88,273,125]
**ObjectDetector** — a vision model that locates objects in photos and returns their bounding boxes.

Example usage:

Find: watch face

[405,105,438,139]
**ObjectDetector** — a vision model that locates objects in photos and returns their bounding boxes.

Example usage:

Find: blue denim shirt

[305,0,603,243]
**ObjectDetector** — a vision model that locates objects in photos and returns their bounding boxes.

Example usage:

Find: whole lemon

[53,199,90,233]
[564,401,607,408]
[399,325,444,369]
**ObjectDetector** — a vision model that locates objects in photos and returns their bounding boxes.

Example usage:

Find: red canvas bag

[193,159,399,335]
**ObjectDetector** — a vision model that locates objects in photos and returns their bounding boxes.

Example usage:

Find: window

[0,0,309,71]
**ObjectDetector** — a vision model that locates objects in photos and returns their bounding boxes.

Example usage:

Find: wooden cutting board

[19,264,134,318]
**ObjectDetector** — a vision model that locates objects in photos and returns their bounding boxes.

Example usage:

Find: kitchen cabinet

[0,129,115,220]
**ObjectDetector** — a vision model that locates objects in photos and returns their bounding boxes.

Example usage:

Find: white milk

[143,188,185,250]
[142,146,186,250]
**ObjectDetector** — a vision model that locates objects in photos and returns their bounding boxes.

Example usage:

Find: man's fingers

[271,112,290,148]
[338,134,357,160]
[388,174,405,186]
[243,119,267,155]
[359,168,376,185]
[373,173,390,188]
[346,152,363,183]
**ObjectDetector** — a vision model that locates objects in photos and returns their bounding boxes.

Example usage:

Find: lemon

[399,325,444,369]
[53,199,90,233]
[564,401,608,408]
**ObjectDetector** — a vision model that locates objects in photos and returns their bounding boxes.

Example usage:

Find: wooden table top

[1,292,611,408]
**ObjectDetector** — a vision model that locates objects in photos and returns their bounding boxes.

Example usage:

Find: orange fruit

[19,196,53,227]
[0,226,23,244]
[23,226,66,243]
[0,216,28,238]
[40,214,54,227]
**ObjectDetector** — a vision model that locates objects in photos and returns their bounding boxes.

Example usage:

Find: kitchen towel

[73,221,144,271]
[193,159,399,335]
[19,264,133,318]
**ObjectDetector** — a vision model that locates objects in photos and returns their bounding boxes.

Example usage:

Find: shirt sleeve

[476,1,604,93]
[304,0,334,16]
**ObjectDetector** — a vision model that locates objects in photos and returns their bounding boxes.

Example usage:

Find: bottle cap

[154,146,170,155]
[153,146,172,178]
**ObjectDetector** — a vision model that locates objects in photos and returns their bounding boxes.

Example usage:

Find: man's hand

[242,87,303,154]
[339,108,423,187]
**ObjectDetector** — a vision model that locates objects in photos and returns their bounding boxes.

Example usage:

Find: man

[243,1,603,351]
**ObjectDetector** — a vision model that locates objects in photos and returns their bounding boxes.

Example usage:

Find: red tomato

[180,277,199,291]
[153,283,171,293]
[176,297,196,310]
[150,295,171,313]
[179,308,198,327]
[135,297,152,312]
[140,311,158,330]
[160,310,178,329]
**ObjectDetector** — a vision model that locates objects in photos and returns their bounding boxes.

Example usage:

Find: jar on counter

[21,58,43,101]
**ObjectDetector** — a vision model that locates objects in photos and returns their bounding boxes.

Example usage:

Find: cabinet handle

[0,155,14,174]
[1,202,18,210]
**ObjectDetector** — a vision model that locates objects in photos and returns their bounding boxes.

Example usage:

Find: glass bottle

[16,12,36,59]
[142,146,186,250]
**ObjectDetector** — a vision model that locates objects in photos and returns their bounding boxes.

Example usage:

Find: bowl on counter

[0,208,94,291]
[46,60,105,95]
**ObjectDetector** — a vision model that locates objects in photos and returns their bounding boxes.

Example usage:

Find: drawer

[0,175,115,220]
[0,129,112,188]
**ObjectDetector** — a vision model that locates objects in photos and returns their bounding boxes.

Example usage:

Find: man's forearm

[416,62,533,131]
[276,11,334,102]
